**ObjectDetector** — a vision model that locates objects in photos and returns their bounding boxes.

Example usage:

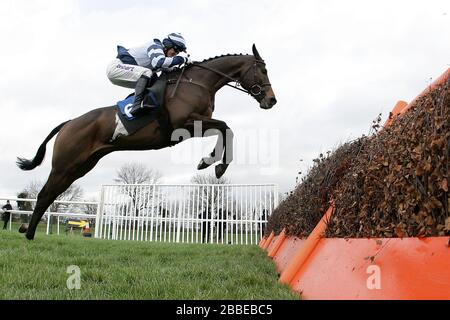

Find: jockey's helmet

[163,32,187,53]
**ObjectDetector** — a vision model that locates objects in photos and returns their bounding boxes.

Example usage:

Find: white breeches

[106,59,153,89]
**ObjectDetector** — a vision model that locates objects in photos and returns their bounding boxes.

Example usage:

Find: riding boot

[129,75,151,116]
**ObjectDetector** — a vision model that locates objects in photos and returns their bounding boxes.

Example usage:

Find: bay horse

[17,44,277,240]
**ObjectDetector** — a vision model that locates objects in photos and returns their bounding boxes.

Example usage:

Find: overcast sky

[0,0,449,201]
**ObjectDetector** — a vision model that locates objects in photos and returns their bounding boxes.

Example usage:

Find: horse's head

[239,44,277,109]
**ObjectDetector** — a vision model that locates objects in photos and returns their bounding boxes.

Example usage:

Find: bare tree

[21,180,84,233]
[17,191,33,222]
[191,173,231,185]
[80,197,98,229]
[191,174,231,211]
[22,180,43,202]
[114,163,163,216]
[114,163,162,185]
[50,184,84,213]
[190,174,232,232]
[83,198,98,216]
[190,174,276,240]
[190,174,232,242]
[22,180,84,212]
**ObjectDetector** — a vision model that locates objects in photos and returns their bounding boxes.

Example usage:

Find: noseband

[238,60,272,99]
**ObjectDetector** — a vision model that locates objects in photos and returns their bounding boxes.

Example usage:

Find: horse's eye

[262,69,267,75]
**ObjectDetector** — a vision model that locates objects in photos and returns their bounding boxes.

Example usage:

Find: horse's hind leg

[23,147,114,240]
[20,107,116,239]
[24,169,75,239]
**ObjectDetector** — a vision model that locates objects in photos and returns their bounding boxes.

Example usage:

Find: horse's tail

[16,120,71,171]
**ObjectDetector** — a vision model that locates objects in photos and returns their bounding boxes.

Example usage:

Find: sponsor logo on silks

[117,64,135,71]
[124,103,134,118]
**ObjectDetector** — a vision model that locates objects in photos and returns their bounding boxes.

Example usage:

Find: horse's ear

[252,44,262,60]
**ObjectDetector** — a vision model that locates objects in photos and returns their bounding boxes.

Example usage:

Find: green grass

[0,230,299,300]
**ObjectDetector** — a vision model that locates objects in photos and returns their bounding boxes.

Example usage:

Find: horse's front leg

[197,132,223,170]
[217,126,234,178]
[183,114,233,179]
[201,126,233,179]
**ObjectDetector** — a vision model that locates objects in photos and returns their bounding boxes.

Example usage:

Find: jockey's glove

[183,56,193,65]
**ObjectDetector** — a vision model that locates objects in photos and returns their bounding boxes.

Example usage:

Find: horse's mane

[165,53,251,76]
[197,53,251,64]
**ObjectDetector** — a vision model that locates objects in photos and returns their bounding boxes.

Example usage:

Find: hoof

[25,232,35,241]
[18,223,28,233]
[197,157,213,170]
[215,164,229,179]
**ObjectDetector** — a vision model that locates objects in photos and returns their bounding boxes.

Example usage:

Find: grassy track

[0,230,299,300]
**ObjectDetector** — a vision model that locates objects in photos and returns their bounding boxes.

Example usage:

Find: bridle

[190,59,271,100]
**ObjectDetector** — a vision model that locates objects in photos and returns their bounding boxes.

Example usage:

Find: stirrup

[130,101,155,116]
[129,101,145,115]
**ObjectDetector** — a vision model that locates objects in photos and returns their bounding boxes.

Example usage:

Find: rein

[166,58,271,100]
[188,60,271,97]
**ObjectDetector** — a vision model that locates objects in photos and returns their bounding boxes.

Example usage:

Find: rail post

[94,186,105,239]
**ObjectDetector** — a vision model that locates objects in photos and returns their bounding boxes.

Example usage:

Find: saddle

[115,74,170,136]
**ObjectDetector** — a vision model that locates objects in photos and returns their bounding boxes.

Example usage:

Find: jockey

[106,32,191,116]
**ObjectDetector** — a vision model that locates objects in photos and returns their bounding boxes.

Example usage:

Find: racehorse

[17,45,277,240]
